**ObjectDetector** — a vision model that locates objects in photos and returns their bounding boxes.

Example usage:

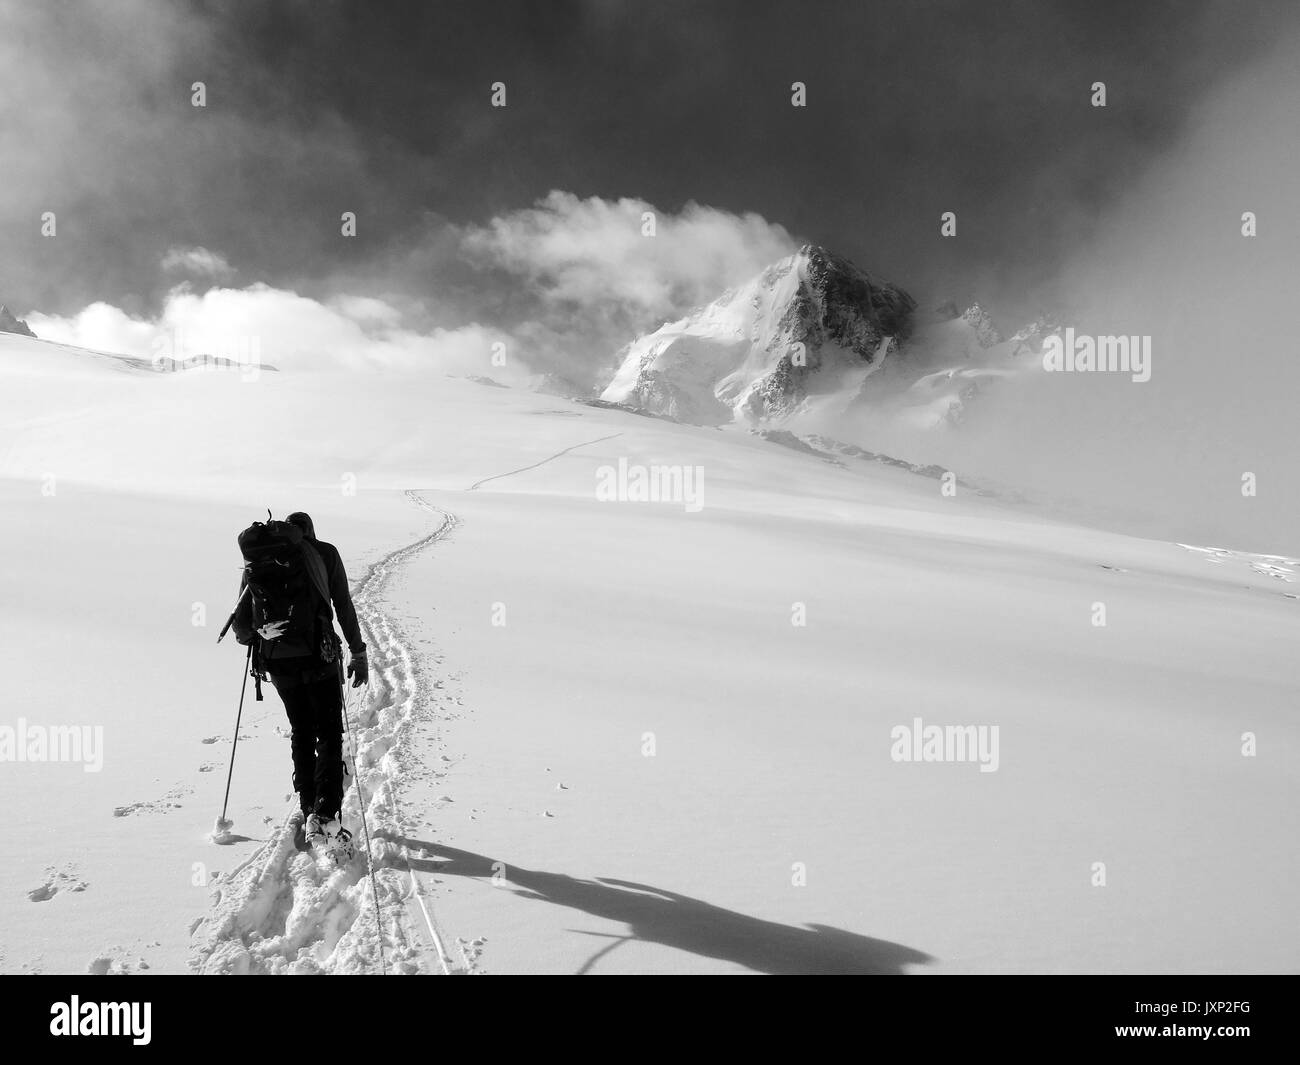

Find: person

[233,511,368,849]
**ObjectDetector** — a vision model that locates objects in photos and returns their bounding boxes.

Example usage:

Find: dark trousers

[270,665,345,820]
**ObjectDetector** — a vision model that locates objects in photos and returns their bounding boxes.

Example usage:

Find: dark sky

[2,0,1296,325]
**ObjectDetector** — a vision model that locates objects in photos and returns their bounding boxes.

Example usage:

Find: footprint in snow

[113,782,194,816]
[28,869,88,901]
[86,954,137,975]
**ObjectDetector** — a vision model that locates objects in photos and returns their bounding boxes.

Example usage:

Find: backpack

[237,519,334,662]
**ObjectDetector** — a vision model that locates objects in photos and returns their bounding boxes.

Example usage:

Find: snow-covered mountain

[600,246,1061,433]
[601,244,915,424]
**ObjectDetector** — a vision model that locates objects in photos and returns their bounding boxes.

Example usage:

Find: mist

[842,29,1300,555]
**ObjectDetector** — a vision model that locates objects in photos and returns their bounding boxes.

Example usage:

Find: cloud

[457,190,799,379]
[20,191,799,389]
[846,28,1300,553]
[27,285,511,380]
[463,190,797,315]
[161,246,236,281]
[0,1,382,315]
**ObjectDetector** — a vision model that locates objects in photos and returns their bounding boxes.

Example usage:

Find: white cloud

[160,246,237,280]
[457,190,799,378]
[27,192,800,390]
[463,191,797,316]
[327,294,404,328]
[27,285,512,379]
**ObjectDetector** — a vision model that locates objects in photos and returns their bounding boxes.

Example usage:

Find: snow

[601,245,900,424]
[1,329,1296,974]
[601,247,1047,437]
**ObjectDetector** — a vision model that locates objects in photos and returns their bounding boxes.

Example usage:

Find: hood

[286,511,316,540]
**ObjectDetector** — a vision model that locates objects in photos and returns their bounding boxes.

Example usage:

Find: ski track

[466,432,622,490]
[190,491,465,975]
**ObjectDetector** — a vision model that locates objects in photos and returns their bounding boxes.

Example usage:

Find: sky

[3,0,1299,549]
[3,1,1296,329]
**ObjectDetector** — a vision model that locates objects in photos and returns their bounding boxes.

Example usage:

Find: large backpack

[237,519,333,662]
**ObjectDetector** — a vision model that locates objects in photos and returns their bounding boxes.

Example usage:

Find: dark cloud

[3,0,1296,325]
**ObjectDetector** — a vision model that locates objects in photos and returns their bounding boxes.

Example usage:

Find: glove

[257,619,290,640]
[347,651,369,688]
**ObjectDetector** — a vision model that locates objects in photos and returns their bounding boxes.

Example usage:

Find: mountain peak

[793,242,876,280]
[795,241,834,263]
[959,303,1002,347]
[601,247,915,424]
[0,305,37,338]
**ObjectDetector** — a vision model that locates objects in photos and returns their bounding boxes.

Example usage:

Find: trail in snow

[189,492,463,975]
[467,432,622,491]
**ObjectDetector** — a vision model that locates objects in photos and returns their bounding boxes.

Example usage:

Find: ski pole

[216,583,250,644]
[340,665,386,975]
[212,643,252,842]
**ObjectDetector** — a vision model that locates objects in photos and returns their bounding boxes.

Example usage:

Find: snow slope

[379,432,1300,974]
[1,330,1296,974]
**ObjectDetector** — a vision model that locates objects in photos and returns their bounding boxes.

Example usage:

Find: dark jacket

[312,538,365,655]
[232,515,365,662]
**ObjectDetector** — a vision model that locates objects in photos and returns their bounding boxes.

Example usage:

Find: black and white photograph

[0,0,1295,1033]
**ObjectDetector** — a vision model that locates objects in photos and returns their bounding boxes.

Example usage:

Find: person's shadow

[382,835,933,975]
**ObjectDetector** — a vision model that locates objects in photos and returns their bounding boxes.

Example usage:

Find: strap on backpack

[300,541,333,617]
[251,642,265,701]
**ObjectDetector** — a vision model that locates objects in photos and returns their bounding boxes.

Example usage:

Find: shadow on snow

[383,835,934,975]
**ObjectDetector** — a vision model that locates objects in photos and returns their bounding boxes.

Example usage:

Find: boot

[304,812,327,849]
[319,817,356,862]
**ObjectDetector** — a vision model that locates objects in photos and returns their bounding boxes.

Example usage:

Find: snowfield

[1,330,1296,974]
